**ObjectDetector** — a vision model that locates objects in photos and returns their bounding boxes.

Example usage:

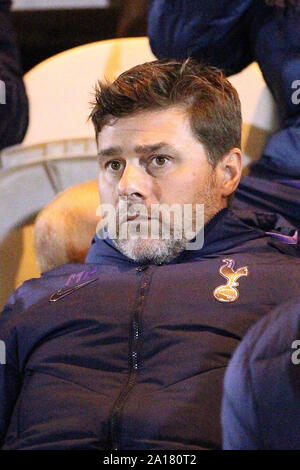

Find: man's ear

[217,148,242,198]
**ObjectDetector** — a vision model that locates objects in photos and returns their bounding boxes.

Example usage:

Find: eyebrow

[98,146,123,158]
[98,142,173,158]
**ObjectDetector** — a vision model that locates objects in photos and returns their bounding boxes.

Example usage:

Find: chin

[113,236,188,265]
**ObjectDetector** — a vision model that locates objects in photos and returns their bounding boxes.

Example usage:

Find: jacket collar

[85,208,297,266]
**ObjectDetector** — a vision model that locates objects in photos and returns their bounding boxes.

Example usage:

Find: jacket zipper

[110,264,151,450]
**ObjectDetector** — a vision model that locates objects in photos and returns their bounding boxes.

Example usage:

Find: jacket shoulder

[0,262,99,320]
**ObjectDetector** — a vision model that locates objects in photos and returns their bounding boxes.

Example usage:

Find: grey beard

[110,170,220,264]
[112,236,189,265]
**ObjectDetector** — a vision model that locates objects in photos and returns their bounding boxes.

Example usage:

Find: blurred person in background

[222,295,300,449]
[0,0,28,151]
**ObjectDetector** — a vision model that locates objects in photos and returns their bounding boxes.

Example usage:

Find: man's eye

[151,155,169,167]
[106,160,123,171]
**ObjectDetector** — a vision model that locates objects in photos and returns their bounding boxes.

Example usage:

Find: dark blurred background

[11,0,149,73]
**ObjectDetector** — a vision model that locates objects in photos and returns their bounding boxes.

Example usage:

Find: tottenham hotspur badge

[213,259,248,303]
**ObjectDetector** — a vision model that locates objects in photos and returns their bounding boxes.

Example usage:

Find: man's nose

[118,164,150,200]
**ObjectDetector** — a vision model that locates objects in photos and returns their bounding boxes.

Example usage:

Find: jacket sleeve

[223,298,300,450]
[0,0,28,151]
[148,0,257,75]
[221,338,261,450]
[234,176,300,230]
[0,291,22,448]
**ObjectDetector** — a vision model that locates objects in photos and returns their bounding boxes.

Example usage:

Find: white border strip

[12,0,109,11]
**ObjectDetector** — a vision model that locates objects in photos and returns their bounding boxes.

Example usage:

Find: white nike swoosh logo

[49,277,99,303]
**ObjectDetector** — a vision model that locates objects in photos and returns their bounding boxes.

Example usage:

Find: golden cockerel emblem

[213,259,248,302]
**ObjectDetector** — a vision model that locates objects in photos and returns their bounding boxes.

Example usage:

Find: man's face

[97,106,227,264]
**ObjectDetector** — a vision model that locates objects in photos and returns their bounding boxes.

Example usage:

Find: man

[0,0,28,151]
[1,59,300,450]
[222,296,300,449]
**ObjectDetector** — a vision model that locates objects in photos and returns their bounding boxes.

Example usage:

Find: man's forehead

[98,142,177,158]
[97,107,192,150]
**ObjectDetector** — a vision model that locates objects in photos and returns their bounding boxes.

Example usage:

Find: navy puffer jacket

[0,208,300,450]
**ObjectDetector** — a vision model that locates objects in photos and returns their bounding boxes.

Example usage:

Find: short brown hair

[90,58,241,166]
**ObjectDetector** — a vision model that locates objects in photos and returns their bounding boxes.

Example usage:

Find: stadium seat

[229,62,279,167]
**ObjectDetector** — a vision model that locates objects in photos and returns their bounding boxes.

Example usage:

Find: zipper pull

[136,265,149,273]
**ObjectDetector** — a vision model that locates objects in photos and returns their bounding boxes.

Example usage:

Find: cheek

[163,169,208,203]
[98,173,116,205]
